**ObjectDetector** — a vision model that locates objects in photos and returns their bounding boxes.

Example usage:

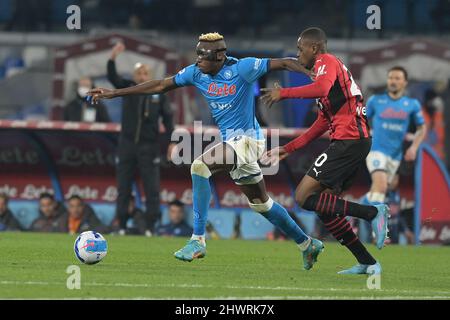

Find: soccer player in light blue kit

[88,33,324,270]
[362,66,426,211]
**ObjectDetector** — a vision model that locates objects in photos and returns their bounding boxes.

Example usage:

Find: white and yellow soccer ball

[74,231,108,265]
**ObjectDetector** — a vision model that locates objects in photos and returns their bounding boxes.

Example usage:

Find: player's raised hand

[260,146,290,166]
[87,88,116,104]
[260,82,283,108]
[111,42,126,60]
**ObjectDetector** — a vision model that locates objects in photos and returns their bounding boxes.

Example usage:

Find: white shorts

[366,151,400,184]
[224,135,266,185]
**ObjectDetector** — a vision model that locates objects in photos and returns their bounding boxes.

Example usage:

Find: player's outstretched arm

[87,77,178,103]
[260,79,333,108]
[261,55,336,107]
[269,58,313,76]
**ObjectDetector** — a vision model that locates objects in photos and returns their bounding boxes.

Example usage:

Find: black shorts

[306,138,371,193]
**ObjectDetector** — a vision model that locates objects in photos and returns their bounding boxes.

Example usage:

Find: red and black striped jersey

[281,53,371,146]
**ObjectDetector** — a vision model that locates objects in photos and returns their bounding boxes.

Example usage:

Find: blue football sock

[191,174,211,235]
[262,202,309,244]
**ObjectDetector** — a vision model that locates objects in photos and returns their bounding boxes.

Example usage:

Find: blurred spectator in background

[431,0,450,33]
[206,221,220,240]
[303,103,319,127]
[0,193,22,231]
[59,195,109,235]
[399,207,415,244]
[30,192,66,232]
[155,200,192,237]
[107,42,176,236]
[111,195,147,235]
[423,86,446,159]
[384,174,402,244]
[5,0,52,32]
[64,76,111,123]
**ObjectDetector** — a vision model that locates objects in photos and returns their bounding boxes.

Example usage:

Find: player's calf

[303,193,390,249]
[190,159,212,244]
[301,192,378,221]
[249,197,309,246]
[318,215,377,265]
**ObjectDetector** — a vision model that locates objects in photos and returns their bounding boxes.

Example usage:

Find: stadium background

[0,0,449,245]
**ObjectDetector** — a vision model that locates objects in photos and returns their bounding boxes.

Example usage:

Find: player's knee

[371,173,388,193]
[371,182,388,195]
[295,191,311,208]
[248,197,274,213]
[190,159,212,179]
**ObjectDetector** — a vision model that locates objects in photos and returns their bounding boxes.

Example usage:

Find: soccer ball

[74,231,108,265]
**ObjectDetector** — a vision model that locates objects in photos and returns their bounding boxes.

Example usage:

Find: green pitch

[0,232,449,299]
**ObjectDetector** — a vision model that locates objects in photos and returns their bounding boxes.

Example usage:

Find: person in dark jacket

[0,193,22,231]
[64,76,111,123]
[111,195,147,235]
[107,42,176,236]
[155,200,192,237]
[30,192,67,233]
[59,195,109,235]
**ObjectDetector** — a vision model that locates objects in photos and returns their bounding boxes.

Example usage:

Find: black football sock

[319,215,376,265]
[303,193,378,221]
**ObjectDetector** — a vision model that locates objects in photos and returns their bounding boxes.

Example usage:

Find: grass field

[0,232,449,299]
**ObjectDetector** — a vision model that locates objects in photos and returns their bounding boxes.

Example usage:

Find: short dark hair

[388,66,408,81]
[39,192,54,201]
[168,199,184,209]
[67,194,83,202]
[300,27,327,44]
[0,193,9,205]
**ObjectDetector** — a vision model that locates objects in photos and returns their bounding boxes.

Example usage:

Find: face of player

[387,70,407,95]
[68,198,84,219]
[40,197,56,218]
[168,204,184,225]
[0,197,7,215]
[195,41,227,75]
[297,37,316,70]
[133,65,152,84]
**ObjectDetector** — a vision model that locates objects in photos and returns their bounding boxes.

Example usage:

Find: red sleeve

[284,112,329,153]
[280,54,338,99]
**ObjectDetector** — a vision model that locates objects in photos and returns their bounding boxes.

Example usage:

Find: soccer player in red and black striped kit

[261,27,390,275]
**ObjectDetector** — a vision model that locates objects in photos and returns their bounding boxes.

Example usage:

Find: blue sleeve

[237,57,270,83]
[174,64,196,87]
[412,99,425,126]
[365,95,375,119]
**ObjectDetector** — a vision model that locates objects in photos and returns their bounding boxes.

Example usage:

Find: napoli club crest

[224,69,233,79]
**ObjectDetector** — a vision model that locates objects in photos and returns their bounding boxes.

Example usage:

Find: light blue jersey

[174,56,269,141]
[366,93,425,161]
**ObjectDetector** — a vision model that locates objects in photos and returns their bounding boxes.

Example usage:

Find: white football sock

[297,237,311,251]
[191,234,206,246]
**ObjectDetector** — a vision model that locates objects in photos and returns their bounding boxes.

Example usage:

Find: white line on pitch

[2,296,450,300]
[1,280,450,297]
